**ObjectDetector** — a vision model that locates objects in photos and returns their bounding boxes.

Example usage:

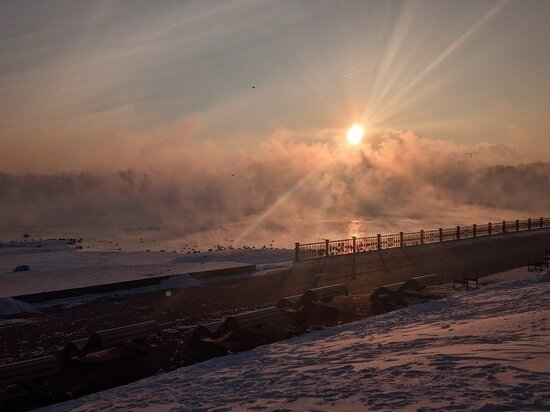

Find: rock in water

[13,265,30,272]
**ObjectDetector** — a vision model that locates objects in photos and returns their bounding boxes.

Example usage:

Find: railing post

[528,218,531,230]
[352,236,357,279]
[473,224,477,238]
[502,220,506,234]
[377,234,381,250]
[295,242,300,262]
[541,217,544,228]
[516,220,519,232]
[456,226,460,240]
[400,232,404,247]
[488,222,492,235]
[420,230,424,245]
[439,228,443,242]
[325,239,329,257]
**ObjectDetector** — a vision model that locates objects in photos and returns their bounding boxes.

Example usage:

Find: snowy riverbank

[42,268,550,411]
[0,244,294,310]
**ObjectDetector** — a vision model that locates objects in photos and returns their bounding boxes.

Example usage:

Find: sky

[1,0,549,245]
[2,0,550,170]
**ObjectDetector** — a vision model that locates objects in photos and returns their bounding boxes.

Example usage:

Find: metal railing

[295,216,550,262]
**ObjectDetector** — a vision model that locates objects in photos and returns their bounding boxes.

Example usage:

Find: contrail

[338,64,379,79]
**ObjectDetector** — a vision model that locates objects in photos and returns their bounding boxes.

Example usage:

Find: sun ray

[369,0,509,124]
[232,169,315,246]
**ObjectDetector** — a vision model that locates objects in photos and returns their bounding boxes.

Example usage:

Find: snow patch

[0,298,35,316]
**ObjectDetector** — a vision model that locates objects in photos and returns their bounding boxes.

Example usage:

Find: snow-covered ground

[43,269,550,411]
[0,242,294,316]
[0,242,293,299]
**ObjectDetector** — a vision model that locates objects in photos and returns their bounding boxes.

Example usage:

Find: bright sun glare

[346,124,365,145]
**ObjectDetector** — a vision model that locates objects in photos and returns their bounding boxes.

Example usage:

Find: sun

[346,124,365,145]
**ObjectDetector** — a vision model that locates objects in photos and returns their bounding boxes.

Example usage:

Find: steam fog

[1,129,548,249]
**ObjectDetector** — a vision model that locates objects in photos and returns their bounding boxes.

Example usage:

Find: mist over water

[1,130,548,251]
[0,210,528,253]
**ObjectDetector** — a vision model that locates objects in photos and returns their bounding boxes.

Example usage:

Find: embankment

[296,228,550,291]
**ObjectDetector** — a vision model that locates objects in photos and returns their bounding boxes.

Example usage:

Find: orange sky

[1,0,550,173]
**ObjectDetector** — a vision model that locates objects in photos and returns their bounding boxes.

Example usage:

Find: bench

[302,284,349,304]
[371,275,443,314]
[403,274,442,291]
[276,284,348,324]
[276,284,349,310]
[191,307,286,341]
[189,307,289,355]
[370,282,407,314]
[276,294,303,310]
[370,282,405,303]
[373,282,405,295]
[62,320,161,361]
[0,355,59,397]
[225,307,285,331]
[189,319,226,341]
[453,268,479,290]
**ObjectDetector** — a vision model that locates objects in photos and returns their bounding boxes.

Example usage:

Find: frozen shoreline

[0,241,294,314]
